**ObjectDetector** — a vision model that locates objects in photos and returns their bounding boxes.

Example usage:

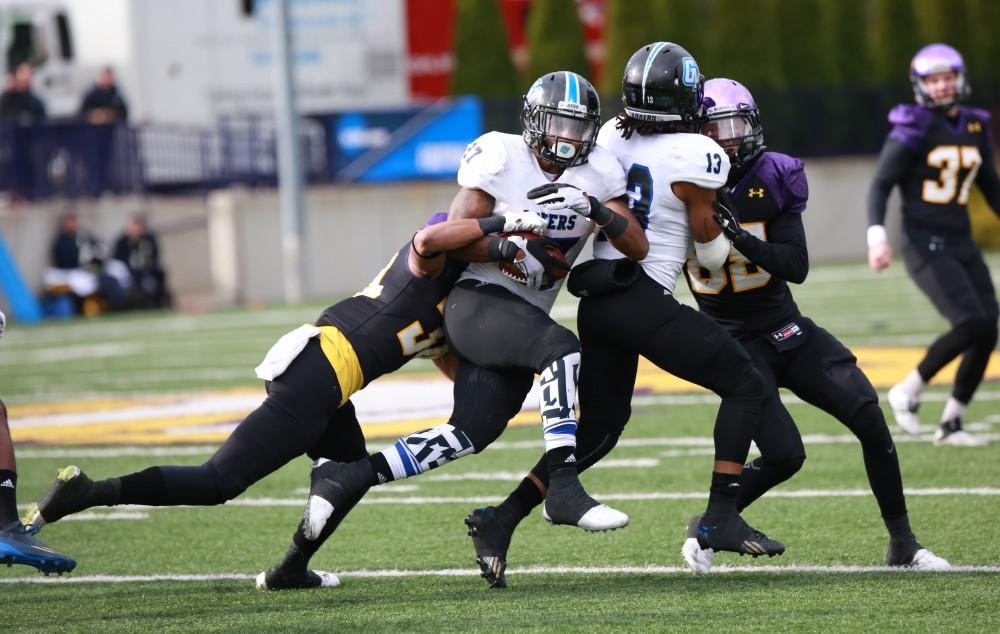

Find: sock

[884,513,916,545]
[546,446,577,482]
[940,397,967,423]
[495,477,545,527]
[539,352,581,453]
[0,469,17,525]
[897,369,926,398]
[367,423,474,485]
[288,484,368,567]
[703,471,740,521]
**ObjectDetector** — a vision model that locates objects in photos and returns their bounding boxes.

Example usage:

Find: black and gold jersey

[316,244,466,391]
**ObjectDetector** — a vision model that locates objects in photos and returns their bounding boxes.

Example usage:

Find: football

[497,231,568,285]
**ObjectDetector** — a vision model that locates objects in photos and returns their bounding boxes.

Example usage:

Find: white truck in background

[1,0,411,125]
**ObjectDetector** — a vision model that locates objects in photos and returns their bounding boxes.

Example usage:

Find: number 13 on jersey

[686,222,771,294]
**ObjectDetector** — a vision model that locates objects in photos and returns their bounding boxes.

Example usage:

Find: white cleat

[887,384,922,436]
[255,569,341,590]
[681,537,715,574]
[908,548,952,571]
[541,504,630,532]
[934,427,986,447]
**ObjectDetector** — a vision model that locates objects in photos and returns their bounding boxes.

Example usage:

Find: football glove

[712,189,744,242]
[507,235,569,290]
[526,183,615,226]
[501,210,546,235]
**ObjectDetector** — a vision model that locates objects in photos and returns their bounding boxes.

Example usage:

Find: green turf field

[2,256,1000,632]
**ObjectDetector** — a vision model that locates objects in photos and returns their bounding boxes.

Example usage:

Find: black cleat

[302,460,371,541]
[542,473,629,532]
[886,540,950,569]
[255,565,341,590]
[465,507,513,589]
[697,513,785,558]
[23,465,111,528]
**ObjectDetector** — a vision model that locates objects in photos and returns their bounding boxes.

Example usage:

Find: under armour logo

[968,121,983,133]
[0,478,13,488]
[747,188,765,199]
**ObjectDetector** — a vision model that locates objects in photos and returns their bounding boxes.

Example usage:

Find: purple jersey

[887,103,992,243]
[684,151,808,333]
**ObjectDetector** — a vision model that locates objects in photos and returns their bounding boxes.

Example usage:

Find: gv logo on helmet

[681,57,699,90]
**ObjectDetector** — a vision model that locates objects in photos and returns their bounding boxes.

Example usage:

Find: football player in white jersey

[465,44,786,588]
[286,71,648,578]
[436,70,647,539]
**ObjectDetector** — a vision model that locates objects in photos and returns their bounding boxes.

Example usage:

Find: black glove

[524,237,571,274]
[713,188,744,242]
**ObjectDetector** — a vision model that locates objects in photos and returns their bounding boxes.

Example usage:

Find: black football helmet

[622,42,704,125]
[521,71,601,169]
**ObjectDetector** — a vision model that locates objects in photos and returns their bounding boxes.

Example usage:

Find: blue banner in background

[0,231,42,324]
[325,96,482,183]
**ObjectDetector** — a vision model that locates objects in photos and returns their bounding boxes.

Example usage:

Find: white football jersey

[593,119,730,293]
[457,131,627,312]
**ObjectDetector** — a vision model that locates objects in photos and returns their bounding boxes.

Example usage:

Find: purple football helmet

[910,43,970,108]
[700,78,765,168]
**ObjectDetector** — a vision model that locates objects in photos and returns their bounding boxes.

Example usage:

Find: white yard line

[3,564,999,585]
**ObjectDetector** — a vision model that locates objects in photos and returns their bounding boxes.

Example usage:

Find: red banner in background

[405,0,606,100]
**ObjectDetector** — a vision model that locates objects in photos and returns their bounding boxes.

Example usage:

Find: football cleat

[887,541,951,570]
[934,418,986,446]
[23,465,97,528]
[465,506,514,589]
[681,514,715,574]
[887,384,922,436]
[696,513,785,557]
[542,474,629,532]
[303,459,370,541]
[0,520,76,574]
[255,566,341,590]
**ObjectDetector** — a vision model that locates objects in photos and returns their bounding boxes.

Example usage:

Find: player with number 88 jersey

[867,43,1000,446]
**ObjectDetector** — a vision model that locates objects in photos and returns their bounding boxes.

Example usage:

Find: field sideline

[2,256,1000,631]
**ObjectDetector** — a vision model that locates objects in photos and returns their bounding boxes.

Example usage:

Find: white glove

[501,210,546,235]
[0,309,5,339]
[507,235,546,290]
[527,183,594,217]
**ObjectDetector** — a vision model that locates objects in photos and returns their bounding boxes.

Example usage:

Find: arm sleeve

[866,139,916,228]
[731,211,809,284]
[976,134,1000,216]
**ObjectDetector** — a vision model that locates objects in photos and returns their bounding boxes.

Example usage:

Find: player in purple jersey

[679,77,948,572]
[868,44,1000,446]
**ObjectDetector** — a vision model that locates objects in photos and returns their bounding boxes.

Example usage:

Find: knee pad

[208,462,250,503]
[847,402,893,447]
[719,363,764,401]
[538,327,581,368]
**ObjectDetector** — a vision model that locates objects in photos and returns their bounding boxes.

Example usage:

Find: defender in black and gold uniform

[23,210,546,590]
[867,44,1000,446]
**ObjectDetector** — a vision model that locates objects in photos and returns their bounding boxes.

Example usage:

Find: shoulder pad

[961,105,992,123]
[457,132,510,192]
[673,134,730,190]
[758,152,808,214]
[888,104,934,151]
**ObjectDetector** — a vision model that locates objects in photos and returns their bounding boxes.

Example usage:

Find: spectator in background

[0,63,45,125]
[0,64,46,200]
[113,214,171,309]
[79,67,128,196]
[80,67,127,125]
[44,212,126,316]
